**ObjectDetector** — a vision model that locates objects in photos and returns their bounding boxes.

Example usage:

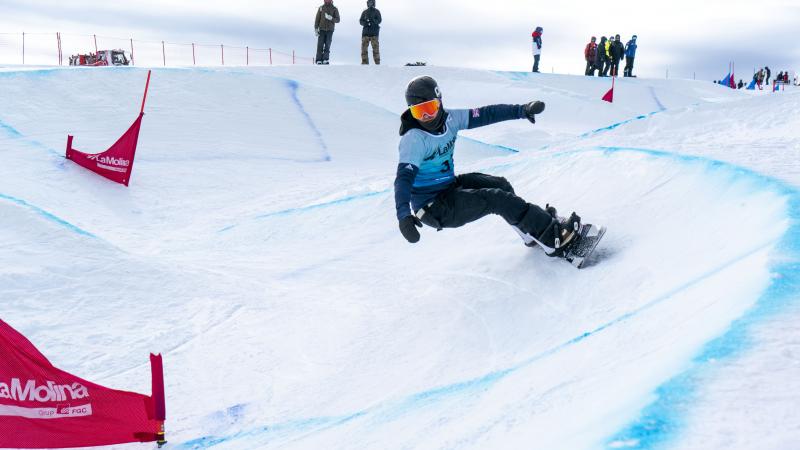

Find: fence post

[221,44,224,66]
[246,46,249,66]
[22,32,25,64]
[269,48,272,65]
[292,50,295,64]
[93,34,98,54]
[56,32,61,65]
[130,38,135,66]
[162,40,165,66]
[192,43,196,65]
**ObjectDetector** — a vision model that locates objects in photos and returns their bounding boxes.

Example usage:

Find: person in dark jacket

[595,36,609,76]
[314,0,341,64]
[584,36,598,76]
[624,35,637,77]
[359,0,381,64]
[531,26,543,72]
[765,66,771,85]
[395,76,583,258]
[737,79,744,89]
[609,34,625,77]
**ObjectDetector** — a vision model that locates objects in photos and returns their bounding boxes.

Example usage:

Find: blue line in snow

[649,86,667,111]
[579,110,663,138]
[285,79,331,162]
[0,193,97,238]
[217,190,388,233]
[183,148,794,448]
[600,147,800,449]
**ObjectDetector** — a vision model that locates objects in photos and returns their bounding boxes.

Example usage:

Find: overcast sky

[1,0,798,80]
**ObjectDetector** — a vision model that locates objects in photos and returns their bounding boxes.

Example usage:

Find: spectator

[602,36,613,76]
[359,0,381,65]
[624,35,637,77]
[777,71,784,85]
[609,34,625,77]
[532,26,543,73]
[784,72,789,83]
[595,36,609,77]
[314,0,341,65]
[584,36,598,76]
[737,79,744,89]
[765,66,771,85]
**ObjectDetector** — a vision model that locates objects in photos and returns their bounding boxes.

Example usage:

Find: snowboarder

[584,37,598,76]
[359,0,381,65]
[394,76,583,258]
[624,35,637,77]
[532,26,543,72]
[314,0,340,65]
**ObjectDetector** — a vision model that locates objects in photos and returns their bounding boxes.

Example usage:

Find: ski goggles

[408,99,441,122]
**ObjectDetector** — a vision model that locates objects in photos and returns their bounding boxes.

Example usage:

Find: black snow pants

[624,56,635,77]
[417,173,553,239]
[316,30,334,63]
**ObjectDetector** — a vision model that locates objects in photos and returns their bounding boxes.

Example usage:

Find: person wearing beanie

[624,35,638,77]
[314,0,340,64]
[359,0,382,64]
[531,26,543,72]
[584,36,598,76]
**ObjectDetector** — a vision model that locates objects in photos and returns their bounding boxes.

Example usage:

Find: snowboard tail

[564,223,606,269]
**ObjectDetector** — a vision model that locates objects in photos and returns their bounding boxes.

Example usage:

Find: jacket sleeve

[467,104,525,129]
[333,7,341,23]
[394,163,419,220]
[360,10,367,26]
[314,8,321,28]
[376,10,382,25]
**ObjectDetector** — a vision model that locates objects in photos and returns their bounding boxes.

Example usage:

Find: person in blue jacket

[394,76,582,257]
[624,35,638,77]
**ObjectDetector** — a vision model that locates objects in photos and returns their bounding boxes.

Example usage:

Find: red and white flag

[0,319,166,448]
[65,70,151,187]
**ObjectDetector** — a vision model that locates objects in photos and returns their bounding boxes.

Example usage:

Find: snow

[1,65,799,449]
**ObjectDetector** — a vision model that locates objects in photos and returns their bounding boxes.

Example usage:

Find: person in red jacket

[531,26,543,72]
[584,36,597,76]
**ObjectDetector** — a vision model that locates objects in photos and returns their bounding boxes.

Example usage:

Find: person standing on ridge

[314,0,340,65]
[532,26,543,72]
[609,34,625,77]
[624,35,637,77]
[602,36,612,76]
[393,76,584,258]
[765,66,771,85]
[359,0,381,65]
[584,36,598,76]
[595,36,609,76]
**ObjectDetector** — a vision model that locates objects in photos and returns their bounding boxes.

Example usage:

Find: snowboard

[564,223,606,269]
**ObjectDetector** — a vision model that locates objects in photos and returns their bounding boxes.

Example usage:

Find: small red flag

[602,76,615,103]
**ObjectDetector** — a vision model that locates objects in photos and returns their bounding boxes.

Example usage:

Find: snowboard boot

[526,204,582,257]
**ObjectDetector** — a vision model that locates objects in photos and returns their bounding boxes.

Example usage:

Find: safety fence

[0,32,315,67]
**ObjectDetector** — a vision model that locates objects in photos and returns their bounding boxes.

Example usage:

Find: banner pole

[150,354,166,447]
[140,70,151,115]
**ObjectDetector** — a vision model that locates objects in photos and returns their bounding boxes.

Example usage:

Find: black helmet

[405,76,441,106]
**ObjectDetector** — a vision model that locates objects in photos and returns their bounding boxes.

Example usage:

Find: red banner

[0,320,165,448]
[65,70,150,187]
[65,113,143,187]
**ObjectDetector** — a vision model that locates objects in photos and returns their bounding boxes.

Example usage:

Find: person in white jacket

[531,26,543,72]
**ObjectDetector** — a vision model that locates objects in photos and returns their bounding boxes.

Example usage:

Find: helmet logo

[434,86,441,98]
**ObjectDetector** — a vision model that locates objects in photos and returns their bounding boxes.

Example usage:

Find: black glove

[399,215,422,243]
[523,101,545,124]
